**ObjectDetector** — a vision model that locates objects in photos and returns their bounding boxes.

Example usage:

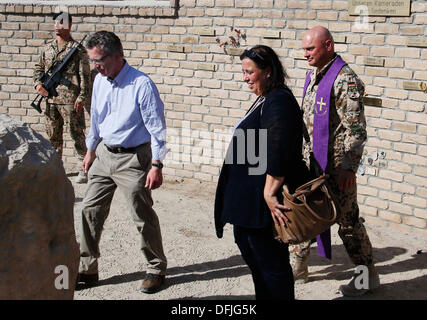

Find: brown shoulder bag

[273,173,337,244]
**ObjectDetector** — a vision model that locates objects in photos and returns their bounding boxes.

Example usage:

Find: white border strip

[0,1,170,7]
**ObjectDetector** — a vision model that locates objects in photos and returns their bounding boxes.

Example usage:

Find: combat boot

[339,264,380,297]
[292,255,309,284]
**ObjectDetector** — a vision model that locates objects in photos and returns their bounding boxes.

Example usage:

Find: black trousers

[234,225,294,300]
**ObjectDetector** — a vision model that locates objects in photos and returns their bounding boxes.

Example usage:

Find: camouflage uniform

[290,55,374,267]
[33,38,90,159]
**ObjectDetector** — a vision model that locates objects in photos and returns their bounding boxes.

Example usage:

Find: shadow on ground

[305,243,427,300]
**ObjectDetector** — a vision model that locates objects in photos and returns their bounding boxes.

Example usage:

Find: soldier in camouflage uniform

[289,26,380,297]
[33,12,91,183]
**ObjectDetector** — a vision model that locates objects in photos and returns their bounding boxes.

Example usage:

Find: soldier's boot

[75,170,88,184]
[339,264,380,297]
[292,255,309,284]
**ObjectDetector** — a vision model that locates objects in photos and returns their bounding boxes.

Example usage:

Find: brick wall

[0,0,426,235]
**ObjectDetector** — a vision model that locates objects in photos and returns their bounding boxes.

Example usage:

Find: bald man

[289,26,380,297]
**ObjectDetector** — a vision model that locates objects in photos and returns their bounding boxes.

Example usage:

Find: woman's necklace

[247,96,265,115]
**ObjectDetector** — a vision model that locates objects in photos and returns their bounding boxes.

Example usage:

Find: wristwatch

[152,162,163,169]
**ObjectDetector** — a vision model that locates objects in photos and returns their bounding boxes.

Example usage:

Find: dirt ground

[71,176,427,300]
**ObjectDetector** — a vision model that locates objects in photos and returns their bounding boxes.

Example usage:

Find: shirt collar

[107,60,129,86]
[316,54,338,77]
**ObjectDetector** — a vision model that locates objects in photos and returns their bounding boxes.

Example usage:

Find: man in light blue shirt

[76,31,167,294]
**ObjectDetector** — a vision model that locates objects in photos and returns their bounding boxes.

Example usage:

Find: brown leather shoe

[75,273,99,290]
[140,274,165,294]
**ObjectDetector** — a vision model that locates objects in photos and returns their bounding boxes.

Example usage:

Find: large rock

[0,115,79,299]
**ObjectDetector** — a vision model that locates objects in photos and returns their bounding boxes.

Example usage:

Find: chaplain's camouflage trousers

[289,170,374,266]
[44,102,87,160]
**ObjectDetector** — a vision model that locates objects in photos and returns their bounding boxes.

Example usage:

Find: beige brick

[414,71,427,81]
[373,78,396,89]
[382,109,405,121]
[414,208,427,220]
[372,47,395,57]
[369,118,392,129]
[317,11,339,20]
[414,166,427,178]
[358,185,378,196]
[186,8,206,17]
[369,177,391,190]
[379,211,402,224]
[415,14,427,25]
[402,216,427,229]
[310,1,332,9]
[359,205,378,217]
[385,88,408,99]
[254,0,274,8]
[399,100,425,112]
[407,112,427,125]
[403,133,426,145]
[396,48,420,59]
[393,142,417,154]
[409,90,427,103]
[403,195,427,208]
[364,106,381,118]
[389,69,413,80]
[377,129,401,142]
[401,26,424,36]
[362,35,385,46]
[405,174,427,187]
[419,145,427,157]
[365,67,388,77]
[403,154,427,166]
[383,58,404,68]
[392,182,415,194]
[349,45,369,55]
[379,190,402,203]
[389,202,413,216]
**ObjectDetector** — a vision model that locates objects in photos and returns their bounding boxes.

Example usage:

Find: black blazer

[214,88,310,238]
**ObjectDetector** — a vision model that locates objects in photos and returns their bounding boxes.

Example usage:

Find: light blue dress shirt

[86,61,167,161]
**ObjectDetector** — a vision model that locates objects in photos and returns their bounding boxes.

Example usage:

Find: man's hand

[74,100,84,115]
[145,165,163,190]
[82,149,96,174]
[336,169,356,190]
[36,84,49,97]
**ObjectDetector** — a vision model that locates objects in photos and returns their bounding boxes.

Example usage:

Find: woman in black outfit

[214,45,311,300]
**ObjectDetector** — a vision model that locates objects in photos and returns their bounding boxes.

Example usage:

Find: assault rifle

[31,35,87,113]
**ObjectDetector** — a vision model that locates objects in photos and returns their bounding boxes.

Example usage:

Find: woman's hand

[264,193,290,226]
[264,174,290,226]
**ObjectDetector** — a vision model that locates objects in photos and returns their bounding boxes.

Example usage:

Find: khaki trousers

[79,142,167,275]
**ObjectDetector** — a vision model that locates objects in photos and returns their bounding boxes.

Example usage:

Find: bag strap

[283,182,337,223]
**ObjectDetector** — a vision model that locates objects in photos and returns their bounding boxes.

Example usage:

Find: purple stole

[302,56,347,259]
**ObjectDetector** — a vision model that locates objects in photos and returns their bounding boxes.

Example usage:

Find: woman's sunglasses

[243,49,265,61]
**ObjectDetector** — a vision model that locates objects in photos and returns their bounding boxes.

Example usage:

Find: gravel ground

[71,177,427,301]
